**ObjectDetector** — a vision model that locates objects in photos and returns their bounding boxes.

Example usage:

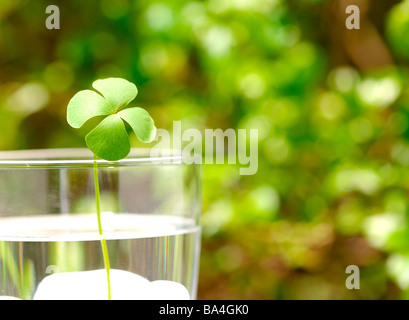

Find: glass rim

[0,148,199,168]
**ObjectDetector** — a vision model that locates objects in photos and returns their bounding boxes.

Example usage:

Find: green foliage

[2,0,409,300]
[386,0,409,60]
[67,78,156,161]
[66,77,157,299]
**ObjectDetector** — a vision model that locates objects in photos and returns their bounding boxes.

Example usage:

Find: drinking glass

[0,148,201,300]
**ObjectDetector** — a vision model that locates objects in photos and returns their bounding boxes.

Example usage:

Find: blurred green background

[2,0,409,299]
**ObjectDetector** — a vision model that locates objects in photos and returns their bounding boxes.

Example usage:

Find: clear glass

[0,148,201,300]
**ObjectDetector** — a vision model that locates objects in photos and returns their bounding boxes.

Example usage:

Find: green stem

[93,154,111,300]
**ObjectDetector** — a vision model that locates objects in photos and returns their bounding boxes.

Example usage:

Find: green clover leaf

[67,78,156,161]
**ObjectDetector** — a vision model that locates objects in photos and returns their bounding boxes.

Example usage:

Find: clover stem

[93,154,112,300]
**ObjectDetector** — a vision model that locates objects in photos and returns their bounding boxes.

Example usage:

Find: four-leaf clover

[67,78,156,161]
